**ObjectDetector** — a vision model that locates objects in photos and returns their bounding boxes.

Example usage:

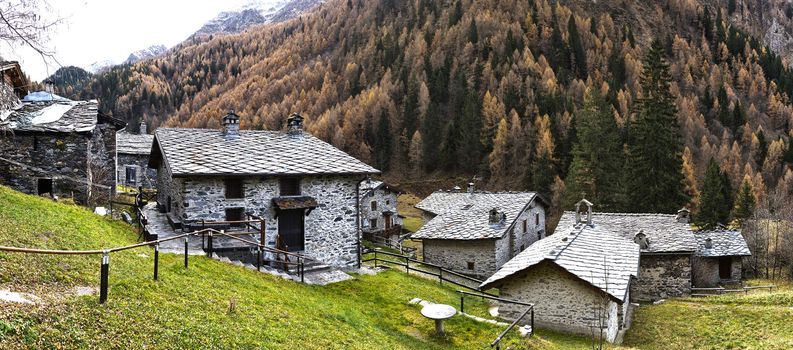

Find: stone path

[141,203,258,255]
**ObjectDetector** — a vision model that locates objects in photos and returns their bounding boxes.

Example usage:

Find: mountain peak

[124,45,167,65]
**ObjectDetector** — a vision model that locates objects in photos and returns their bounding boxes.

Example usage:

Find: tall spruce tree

[732,179,756,224]
[697,159,729,228]
[625,40,688,213]
[567,15,587,80]
[564,88,624,210]
[374,111,392,171]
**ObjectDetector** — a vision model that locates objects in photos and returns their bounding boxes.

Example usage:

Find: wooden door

[719,257,731,279]
[279,209,304,251]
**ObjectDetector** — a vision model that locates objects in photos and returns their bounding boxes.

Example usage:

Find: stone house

[0,61,28,108]
[692,228,751,287]
[412,186,548,278]
[116,123,156,189]
[481,208,640,344]
[359,180,403,242]
[0,92,123,205]
[556,205,697,301]
[148,112,379,266]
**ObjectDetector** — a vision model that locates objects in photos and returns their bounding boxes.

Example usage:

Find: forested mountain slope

[80,0,793,219]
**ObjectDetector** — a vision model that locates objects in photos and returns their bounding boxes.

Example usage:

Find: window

[385,215,393,229]
[467,261,475,270]
[386,199,390,206]
[371,201,377,211]
[370,218,378,229]
[225,179,244,199]
[125,167,137,184]
[225,207,245,222]
[538,230,544,241]
[520,244,525,251]
[33,136,39,151]
[280,177,301,196]
[535,213,540,226]
[522,219,527,233]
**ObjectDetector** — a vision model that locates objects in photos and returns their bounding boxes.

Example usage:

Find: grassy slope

[624,285,793,350]
[3,186,791,349]
[0,186,596,349]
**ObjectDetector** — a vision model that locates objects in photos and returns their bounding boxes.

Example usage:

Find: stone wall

[692,256,743,287]
[0,132,91,203]
[118,153,156,189]
[422,239,496,278]
[155,163,184,216]
[631,254,692,301]
[162,174,360,266]
[498,261,627,343]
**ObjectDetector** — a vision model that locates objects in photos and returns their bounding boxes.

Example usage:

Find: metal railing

[457,290,535,349]
[361,248,496,296]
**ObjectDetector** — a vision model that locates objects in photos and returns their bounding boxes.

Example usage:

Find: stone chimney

[451,186,462,193]
[139,122,148,134]
[704,237,713,249]
[287,113,304,136]
[222,110,240,140]
[575,198,593,226]
[488,208,506,224]
[676,208,690,223]
[467,182,475,194]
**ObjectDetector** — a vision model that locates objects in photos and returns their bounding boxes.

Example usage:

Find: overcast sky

[1,0,249,81]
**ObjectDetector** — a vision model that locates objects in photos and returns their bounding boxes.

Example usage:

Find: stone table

[421,303,456,334]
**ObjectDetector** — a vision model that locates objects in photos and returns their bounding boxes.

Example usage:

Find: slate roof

[117,130,154,155]
[411,191,539,240]
[481,222,640,302]
[694,228,751,257]
[0,100,101,133]
[556,211,697,254]
[360,180,401,197]
[151,128,379,177]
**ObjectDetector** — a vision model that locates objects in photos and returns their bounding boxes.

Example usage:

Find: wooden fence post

[99,251,109,304]
[257,246,262,272]
[153,243,159,281]
[207,231,214,258]
[184,236,189,268]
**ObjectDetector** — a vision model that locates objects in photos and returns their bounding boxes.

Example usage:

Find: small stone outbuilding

[359,180,403,242]
[413,186,547,279]
[116,123,155,189]
[692,228,751,287]
[481,210,640,344]
[556,206,697,302]
[0,92,124,205]
[148,112,379,266]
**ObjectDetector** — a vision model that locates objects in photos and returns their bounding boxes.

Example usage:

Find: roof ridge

[548,223,587,260]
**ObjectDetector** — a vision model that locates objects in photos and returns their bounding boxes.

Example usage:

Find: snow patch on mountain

[193,0,323,37]
[124,45,168,65]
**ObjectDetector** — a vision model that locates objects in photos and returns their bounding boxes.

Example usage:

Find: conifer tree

[732,179,755,224]
[717,86,731,127]
[374,111,392,171]
[564,88,624,210]
[567,15,587,79]
[531,114,556,198]
[402,77,420,139]
[625,40,687,213]
[755,129,768,167]
[697,159,728,228]
[420,101,442,172]
[732,101,745,132]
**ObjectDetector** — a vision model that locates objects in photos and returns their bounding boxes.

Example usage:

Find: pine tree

[697,159,728,228]
[420,101,442,172]
[468,19,478,44]
[728,0,737,15]
[567,15,587,79]
[732,179,755,224]
[374,111,392,171]
[625,40,688,213]
[732,100,745,132]
[402,77,420,139]
[564,88,624,210]
[717,85,731,128]
[755,129,768,167]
